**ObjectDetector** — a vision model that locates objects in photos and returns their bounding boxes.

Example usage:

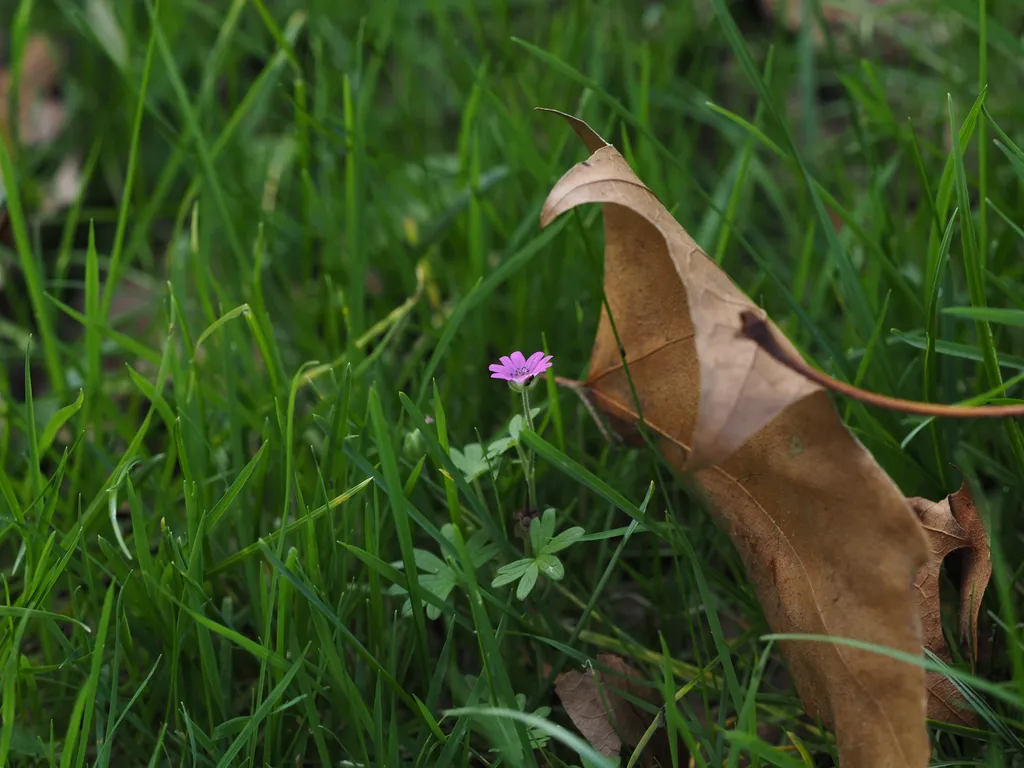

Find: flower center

[513,366,531,379]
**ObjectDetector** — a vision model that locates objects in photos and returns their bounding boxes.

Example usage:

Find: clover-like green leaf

[486,694,552,752]
[508,407,542,440]
[401,570,456,619]
[516,562,540,600]
[413,548,447,574]
[540,507,557,543]
[514,694,552,749]
[471,541,498,568]
[542,526,585,555]
[491,558,533,588]
[393,526,498,620]
[486,436,516,460]
[529,515,543,554]
[527,705,552,748]
[449,443,491,482]
[421,573,457,619]
[465,528,498,568]
[536,552,564,581]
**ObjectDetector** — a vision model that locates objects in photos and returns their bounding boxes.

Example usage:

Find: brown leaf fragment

[759,0,955,57]
[41,154,83,217]
[924,673,977,728]
[554,655,649,757]
[540,111,930,768]
[948,482,991,664]
[760,0,847,40]
[0,34,66,154]
[907,480,991,727]
[907,496,970,656]
[907,494,975,726]
[0,33,77,219]
[555,654,676,766]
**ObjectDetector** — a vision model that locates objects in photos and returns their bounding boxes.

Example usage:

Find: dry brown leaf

[911,481,992,664]
[40,154,83,217]
[759,0,954,53]
[760,0,849,37]
[908,494,972,726]
[540,110,930,768]
[0,34,66,153]
[907,481,991,727]
[948,483,991,662]
[908,495,969,656]
[0,33,76,222]
[554,654,663,763]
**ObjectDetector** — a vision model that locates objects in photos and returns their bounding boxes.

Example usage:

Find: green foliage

[390,523,498,619]
[491,508,585,600]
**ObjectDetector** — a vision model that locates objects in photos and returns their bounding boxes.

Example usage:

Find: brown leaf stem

[739,310,1024,418]
[554,375,613,443]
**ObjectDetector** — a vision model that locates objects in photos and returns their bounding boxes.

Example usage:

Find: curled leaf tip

[535,107,609,153]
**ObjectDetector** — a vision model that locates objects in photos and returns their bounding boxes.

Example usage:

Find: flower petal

[499,355,513,369]
[510,351,526,367]
[488,364,506,373]
[491,371,512,380]
[525,351,545,369]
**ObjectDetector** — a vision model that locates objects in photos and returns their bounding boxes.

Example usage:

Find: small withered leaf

[0,35,65,154]
[947,482,991,663]
[554,655,659,761]
[908,495,970,656]
[908,479,991,727]
[925,673,978,728]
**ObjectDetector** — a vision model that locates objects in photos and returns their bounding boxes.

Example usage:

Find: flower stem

[522,389,536,433]
[514,439,536,515]
[520,388,538,512]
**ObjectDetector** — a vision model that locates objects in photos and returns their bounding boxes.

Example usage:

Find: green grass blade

[100,0,157,317]
[215,652,305,768]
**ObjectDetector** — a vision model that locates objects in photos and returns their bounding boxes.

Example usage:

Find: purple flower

[489,351,553,388]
